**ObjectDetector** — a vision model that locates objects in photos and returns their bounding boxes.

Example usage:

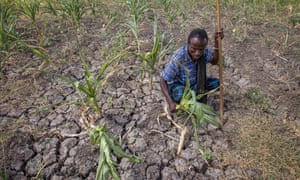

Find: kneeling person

[160,28,223,113]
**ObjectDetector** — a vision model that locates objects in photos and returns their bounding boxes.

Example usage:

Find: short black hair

[187,28,208,44]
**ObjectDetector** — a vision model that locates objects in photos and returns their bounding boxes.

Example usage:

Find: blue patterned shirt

[161,44,213,86]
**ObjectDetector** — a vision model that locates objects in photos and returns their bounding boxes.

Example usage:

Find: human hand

[168,101,177,113]
[215,28,224,40]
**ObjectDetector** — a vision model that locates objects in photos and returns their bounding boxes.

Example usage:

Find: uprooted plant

[179,87,220,160]
[178,67,221,160]
[158,66,221,161]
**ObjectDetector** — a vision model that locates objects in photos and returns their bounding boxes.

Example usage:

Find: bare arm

[160,77,177,113]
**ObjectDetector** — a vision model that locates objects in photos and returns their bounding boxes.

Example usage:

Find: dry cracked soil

[0,2,299,180]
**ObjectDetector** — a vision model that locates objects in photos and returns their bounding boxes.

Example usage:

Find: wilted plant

[177,77,221,128]
[90,125,143,180]
[25,43,50,63]
[177,74,220,160]
[161,66,220,160]
[18,0,44,45]
[158,67,220,160]
[85,0,102,17]
[44,0,59,17]
[124,0,151,52]
[56,34,125,114]
[132,17,172,88]
[124,0,150,23]
[0,0,18,73]
[58,54,122,114]
[59,0,86,29]
[160,0,186,23]
[51,32,141,180]
[18,0,40,25]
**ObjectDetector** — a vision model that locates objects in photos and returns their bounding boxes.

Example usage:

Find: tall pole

[216,0,224,124]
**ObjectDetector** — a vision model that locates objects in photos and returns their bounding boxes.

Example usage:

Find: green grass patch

[245,87,271,112]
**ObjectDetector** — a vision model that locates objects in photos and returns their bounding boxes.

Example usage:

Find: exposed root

[150,129,178,141]
[157,103,182,129]
[176,126,187,156]
[79,107,100,130]
[157,102,187,156]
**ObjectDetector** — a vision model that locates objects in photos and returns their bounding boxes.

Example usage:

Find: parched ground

[0,1,299,179]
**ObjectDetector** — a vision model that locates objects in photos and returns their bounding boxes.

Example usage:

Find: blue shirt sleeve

[205,49,213,63]
[161,54,180,84]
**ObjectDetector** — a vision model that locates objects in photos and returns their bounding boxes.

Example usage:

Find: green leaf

[91,125,142,180]
[31,48,49,62]
[0,172,8,180]
[199,103,217,116]
[104,133,143,163]
[203,114,220,127]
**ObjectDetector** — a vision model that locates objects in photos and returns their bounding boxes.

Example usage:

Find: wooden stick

[216,0,224,124]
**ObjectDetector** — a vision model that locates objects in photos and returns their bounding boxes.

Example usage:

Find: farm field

[0,0,299,179]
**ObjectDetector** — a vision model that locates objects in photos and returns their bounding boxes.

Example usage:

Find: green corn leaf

[45,0,58,16]
[96,51,125,82]
[191,116,201,150]
[75,83,93,97]
[96,150,105,180]
[196,93,206,100]
[200,102,216,113]
[200,103,217,116]
[55,73,76,86]
[203,114,220,127]
[85,78,95,96]
[31,48,50,62]
[110,168,121,180]
[102,141,112,162]
[175,63,222,159]
[70,101,87,107]
[91,125,142,180]
[102,138,121,180]
[194,106,204,121]
[104,133,143,163]
[90,132,97,144]
[98,162,110,180]
[189,91,197,113]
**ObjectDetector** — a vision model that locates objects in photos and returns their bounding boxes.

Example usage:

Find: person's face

[188,37,207,61]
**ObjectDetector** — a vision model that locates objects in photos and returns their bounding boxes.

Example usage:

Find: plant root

[176,126,187,156]
[150,129,178,141]
[157,102,187,156]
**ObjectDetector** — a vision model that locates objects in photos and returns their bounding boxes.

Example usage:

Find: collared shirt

[161,44,213,86]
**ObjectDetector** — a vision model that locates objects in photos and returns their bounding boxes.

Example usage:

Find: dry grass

[223,112,300,179]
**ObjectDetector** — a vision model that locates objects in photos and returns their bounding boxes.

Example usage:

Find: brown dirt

[0,1,299,179]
